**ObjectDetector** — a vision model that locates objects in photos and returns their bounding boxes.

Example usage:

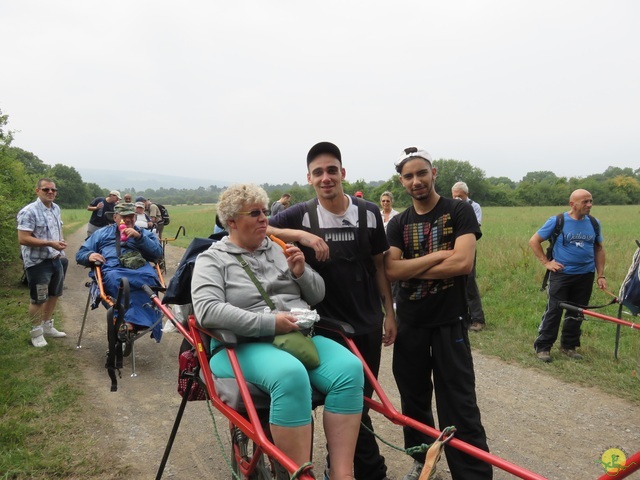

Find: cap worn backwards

[395,146,433,173]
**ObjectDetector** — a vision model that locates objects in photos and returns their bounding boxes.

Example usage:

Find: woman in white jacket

[192,184,363,480]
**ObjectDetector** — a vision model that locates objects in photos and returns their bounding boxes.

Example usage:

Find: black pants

[324,327,388,480]
[534,271,594,352]
[393,320,492,480]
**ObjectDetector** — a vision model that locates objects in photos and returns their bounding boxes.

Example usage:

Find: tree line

[1,107,638,264]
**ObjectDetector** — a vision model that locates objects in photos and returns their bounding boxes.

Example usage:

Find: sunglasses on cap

[236,208,269,218]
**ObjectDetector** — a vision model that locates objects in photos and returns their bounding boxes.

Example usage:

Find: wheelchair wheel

[230,427,272,480]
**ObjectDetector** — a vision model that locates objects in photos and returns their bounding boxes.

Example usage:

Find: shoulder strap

[306,199,319,236]
[231,253,276,310]
[355,198,371,259]
[586,214,600,240]
[115,224,121,257]
[541,213,564,291]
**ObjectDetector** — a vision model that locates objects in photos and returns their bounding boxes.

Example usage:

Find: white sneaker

[403,459,425,480]
[42,320,67,338]
[31,326,48,347]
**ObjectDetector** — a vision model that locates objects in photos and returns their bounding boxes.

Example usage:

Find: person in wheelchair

[76,202,164,340]
[191,184,364,480]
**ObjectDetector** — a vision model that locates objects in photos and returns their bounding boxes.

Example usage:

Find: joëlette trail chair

[146,236,550,480]
[77,259,166,391]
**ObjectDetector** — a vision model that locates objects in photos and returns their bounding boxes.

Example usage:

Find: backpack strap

[541,213,564,291]
[306,198,320,236]
[355,197,371,260]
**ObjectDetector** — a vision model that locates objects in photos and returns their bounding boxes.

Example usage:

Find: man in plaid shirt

[17,178,68,347]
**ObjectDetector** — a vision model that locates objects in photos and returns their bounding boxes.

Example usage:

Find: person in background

[269,142,395,480]
[137,196,164,238]
[134,201,153,230]
[451,181,486,332]
[123,193,133,203]
[385,147,491,480]
[379,191,399,232]
[17,178,67,347]
[528,189,606,363]
[87,190,120,237]
[270,193,291,217]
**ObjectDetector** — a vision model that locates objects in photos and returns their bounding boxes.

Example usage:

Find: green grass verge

[0,263,120,479]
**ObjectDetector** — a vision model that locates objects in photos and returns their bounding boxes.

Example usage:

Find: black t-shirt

[269,196,389,334]
[89,197,116,227]
[386,197,481,327]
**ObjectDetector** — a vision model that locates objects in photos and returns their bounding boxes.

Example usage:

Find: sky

[2,1,639,187]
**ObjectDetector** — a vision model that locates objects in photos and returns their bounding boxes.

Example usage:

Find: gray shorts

[26,258,64,304]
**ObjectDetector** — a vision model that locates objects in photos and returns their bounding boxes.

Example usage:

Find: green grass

[473,205,640,404]
[0,264,117,479]
[2,204,638,475]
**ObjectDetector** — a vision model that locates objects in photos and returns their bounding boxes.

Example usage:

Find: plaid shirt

[17,198,65,268]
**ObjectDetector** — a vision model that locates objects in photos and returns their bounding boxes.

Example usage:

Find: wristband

[597,276,605,279]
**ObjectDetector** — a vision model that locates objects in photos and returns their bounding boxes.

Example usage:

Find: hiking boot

[403,459,425,480]
[30,326,48,347]
[536,351,552,363]
[469,321,485,332]
[560,347,583,360]
[42,319,67,338]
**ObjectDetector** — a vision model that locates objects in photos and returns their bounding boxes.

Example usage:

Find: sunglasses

[236,208,268,218]
[40,188,58,193]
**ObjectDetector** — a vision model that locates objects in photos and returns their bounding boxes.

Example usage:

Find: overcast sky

[2,1,638,187]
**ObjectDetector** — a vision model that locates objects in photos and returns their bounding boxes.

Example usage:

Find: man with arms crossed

[385,147,492,480]
[268,141,395,480]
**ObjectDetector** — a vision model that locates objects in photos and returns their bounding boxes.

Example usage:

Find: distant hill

[78,168,230,191]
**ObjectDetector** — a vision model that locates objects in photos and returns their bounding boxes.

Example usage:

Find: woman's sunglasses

[236,208,268,218]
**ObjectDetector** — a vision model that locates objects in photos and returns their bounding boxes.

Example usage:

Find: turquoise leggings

[210,335,364,427]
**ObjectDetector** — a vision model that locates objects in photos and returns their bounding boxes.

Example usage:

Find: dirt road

[59,227,639,479]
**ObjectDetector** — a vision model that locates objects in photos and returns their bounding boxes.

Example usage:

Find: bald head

[569,189,593,219]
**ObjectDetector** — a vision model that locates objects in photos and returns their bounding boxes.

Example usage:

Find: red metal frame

[147,294,553,480]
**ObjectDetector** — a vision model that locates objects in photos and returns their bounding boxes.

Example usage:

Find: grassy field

[1,204,638,477]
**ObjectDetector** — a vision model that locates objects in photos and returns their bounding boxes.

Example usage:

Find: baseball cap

[110,190,121,199]
[395,146,433,173]
[115,202,136,215]
[355,191,363,198]
[136,196,146,202]
[134,202,145,209]
[307,141,341,165]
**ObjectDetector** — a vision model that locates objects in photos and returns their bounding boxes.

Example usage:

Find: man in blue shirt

[529,189,607,362]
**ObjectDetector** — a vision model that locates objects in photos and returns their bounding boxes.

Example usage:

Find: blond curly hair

[217,184,269,229]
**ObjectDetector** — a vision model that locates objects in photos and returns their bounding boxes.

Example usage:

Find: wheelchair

[77,260,166,391]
